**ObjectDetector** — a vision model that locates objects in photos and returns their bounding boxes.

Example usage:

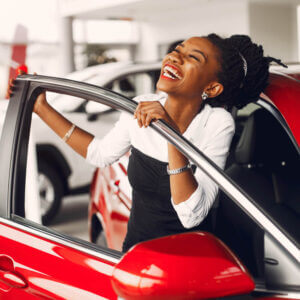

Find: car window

[226,102,299,243]
[217,101,299,285]
[105,71,159,98]
[25,91,121,244]
[46,92,85,113]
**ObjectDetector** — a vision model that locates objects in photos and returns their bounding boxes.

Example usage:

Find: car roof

[65,61,162,84]
[262,68,300,147]
[47,61,162,110]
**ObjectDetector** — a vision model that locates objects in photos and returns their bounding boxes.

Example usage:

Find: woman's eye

[173,49,180,53]
[189,55,200,61]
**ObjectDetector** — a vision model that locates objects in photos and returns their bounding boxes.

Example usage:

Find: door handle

[0,255,28,289]
[0,269,27,289]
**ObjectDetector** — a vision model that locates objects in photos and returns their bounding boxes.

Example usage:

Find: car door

[0,76,125,299]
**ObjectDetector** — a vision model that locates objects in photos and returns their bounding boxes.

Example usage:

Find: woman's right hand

[5,68,27,99]
[5,78,15,99]
[31,72,49,115]
[6,71,49,116]
[33,91,48,115]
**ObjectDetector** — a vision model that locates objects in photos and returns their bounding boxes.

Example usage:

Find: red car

[0,73,298,299]
[89,69,300,298]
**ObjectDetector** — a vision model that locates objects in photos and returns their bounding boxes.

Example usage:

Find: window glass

[26,92,120,245]
[105,71,158,99]
[226,102,299,243]
[46,92,85,113]
[216,101,299,282]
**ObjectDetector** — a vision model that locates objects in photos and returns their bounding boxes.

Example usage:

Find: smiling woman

[7,33,286,253]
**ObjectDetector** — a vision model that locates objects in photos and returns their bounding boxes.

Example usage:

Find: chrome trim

[0,217,120,264]
[255,286,300,299]
[18,75,137,115]
[14,76,300,261]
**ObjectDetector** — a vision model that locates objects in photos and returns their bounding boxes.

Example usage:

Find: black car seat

[217,108,300,278]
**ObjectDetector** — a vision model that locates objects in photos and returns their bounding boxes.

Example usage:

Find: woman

[8,34,285,252]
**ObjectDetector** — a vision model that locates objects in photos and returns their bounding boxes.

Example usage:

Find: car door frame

[0,74,298,298]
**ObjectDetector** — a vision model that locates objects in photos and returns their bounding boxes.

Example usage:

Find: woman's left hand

[134,101,179,131]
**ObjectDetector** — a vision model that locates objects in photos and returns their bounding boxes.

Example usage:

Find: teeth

[163,72,176,79]
[163,65,182,79]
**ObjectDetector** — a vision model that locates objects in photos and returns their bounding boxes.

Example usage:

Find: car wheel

[96,230,108,248]
[38,160,64,225]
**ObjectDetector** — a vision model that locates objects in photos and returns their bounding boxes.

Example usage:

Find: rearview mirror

[111,232,254,299]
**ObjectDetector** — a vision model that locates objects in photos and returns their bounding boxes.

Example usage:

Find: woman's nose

[168,51,183,64]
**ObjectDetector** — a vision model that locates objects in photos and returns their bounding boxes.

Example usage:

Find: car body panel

[89,149,131,249]
[0,220,118,299]
[263,72,300,146]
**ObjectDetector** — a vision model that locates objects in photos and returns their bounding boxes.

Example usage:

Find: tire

[38,160,64,225]
[96,231,108,248]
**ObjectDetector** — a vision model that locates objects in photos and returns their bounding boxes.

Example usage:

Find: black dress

[122,147,210,252]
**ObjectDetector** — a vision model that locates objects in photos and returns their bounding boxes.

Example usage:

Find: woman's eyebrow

[192,49,207,61]
[177,43,207,61]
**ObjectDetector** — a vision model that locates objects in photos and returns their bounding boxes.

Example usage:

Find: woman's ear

[205,82,224,98]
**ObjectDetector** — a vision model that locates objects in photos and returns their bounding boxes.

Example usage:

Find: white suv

[32,61,161,224]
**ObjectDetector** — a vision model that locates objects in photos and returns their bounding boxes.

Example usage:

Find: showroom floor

[50,194,90,242]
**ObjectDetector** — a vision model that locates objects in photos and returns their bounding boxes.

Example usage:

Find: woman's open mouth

[161,64,183,81]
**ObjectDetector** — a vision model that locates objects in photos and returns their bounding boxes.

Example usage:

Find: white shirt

[86,93,235,228]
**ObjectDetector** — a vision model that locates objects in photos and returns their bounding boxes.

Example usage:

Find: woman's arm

[167,144,198,204]
[34,92,94,158]
[8,78,131,167]
[134,100,235,228]
[170,117,235,228]
[35,92,132,168]
[134,100,199,204]
[6,72,94,158]
[7,77,95,158]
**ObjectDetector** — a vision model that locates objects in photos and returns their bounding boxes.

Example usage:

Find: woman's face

[157,37,221,99]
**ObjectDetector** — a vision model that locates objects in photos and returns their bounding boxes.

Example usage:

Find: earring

[202,92,208,100]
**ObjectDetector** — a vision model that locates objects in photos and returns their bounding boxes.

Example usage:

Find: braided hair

[204,33,287,109]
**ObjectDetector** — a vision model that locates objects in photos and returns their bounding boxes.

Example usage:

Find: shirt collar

[183,104,213,139]
[158,93,213,139]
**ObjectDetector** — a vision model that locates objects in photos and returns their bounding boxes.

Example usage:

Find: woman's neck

[164,95,202,133]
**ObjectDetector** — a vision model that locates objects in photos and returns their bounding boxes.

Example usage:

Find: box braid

[205,33,287,110]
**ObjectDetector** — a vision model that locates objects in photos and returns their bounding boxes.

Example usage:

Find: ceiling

[60,0,300,20]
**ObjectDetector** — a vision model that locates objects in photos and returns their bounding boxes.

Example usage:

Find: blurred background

[0,0,299,243]
[1,0,300,95]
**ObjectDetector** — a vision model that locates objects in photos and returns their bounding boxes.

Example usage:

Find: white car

[33,61,161,224]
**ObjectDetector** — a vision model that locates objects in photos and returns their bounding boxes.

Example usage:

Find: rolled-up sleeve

[86,112,132,167]
[171,113,235,228]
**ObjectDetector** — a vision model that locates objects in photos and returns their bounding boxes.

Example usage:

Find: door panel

[0,222,117,299]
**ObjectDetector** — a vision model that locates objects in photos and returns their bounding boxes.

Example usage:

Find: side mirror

[111,232,254,300]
